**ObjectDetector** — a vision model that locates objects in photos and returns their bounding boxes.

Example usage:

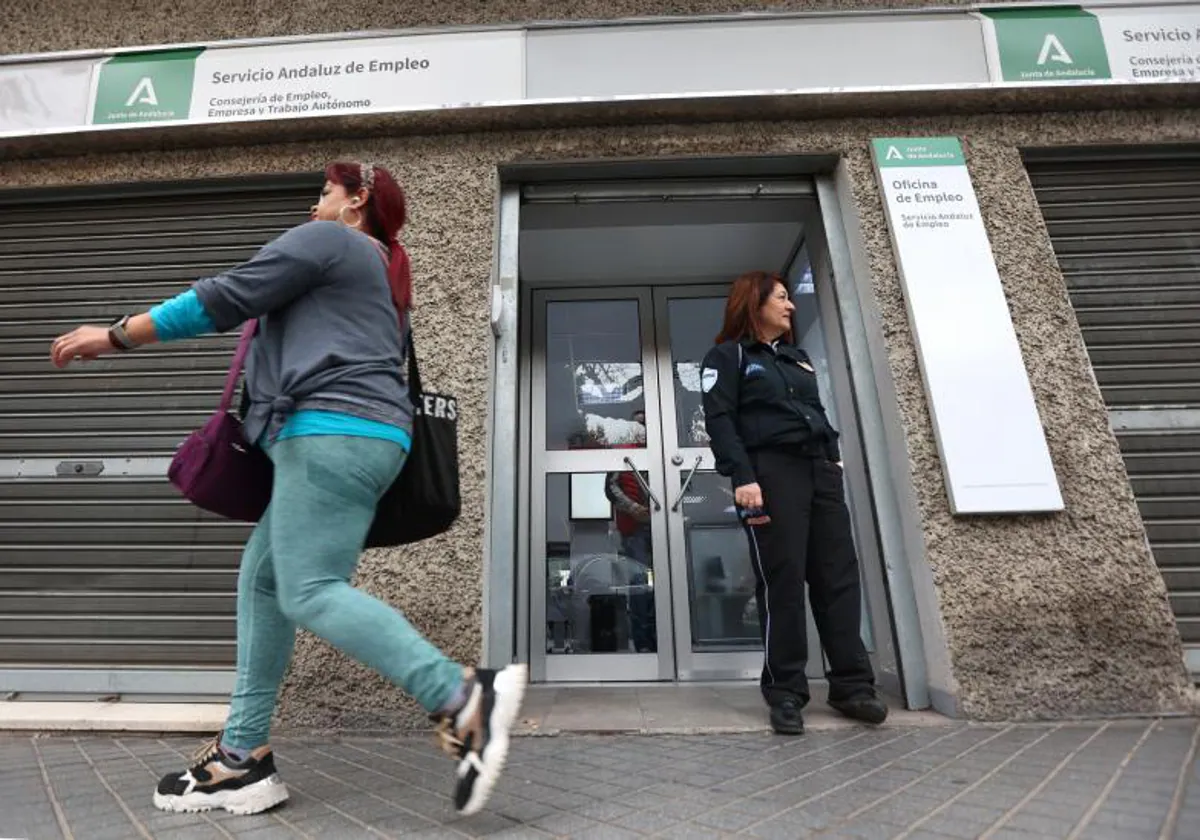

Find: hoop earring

[338,204,363,229]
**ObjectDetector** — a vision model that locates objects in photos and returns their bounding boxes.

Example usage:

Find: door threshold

[0,701,227,733]
[518,682,948,735]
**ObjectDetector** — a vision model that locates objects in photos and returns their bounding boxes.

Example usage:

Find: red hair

[715,271,793,345]
[325,161,413,318]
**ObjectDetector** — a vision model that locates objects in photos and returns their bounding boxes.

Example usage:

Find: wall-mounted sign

[982,5,1200,83]
[871,136,1064,515]
[1,4,1199,139]
[88,31,523,128]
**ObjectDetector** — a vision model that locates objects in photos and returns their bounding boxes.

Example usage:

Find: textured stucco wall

[2,107,1192,726]
[6,0,1029,55]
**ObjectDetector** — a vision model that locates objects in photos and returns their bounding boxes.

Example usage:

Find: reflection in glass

[545,300,646,451]
[666,297,728,448]
[545,473,657,655]
[788,247,838,428]
[678,471,763,652]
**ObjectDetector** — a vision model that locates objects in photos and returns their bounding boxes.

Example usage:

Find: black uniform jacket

[700,338,841,487]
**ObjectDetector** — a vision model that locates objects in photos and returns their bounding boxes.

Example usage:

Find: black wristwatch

[107,315,138,351]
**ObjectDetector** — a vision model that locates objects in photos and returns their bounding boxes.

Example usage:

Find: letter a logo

[1036,34,1073,66]
[886,146,904,161]
[125,77,159,107]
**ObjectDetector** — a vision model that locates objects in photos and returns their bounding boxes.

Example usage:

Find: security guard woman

[700,270,887,735]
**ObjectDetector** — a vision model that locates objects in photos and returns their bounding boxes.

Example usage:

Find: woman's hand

[734,482,770,525]
[50,326,115,368]
[734,482,763,509]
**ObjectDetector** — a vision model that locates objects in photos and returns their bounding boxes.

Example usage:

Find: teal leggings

[222,435,463,749]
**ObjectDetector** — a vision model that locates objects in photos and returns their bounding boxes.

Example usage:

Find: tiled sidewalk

[2,720,1198,839]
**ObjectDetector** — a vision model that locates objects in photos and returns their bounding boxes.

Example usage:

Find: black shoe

[433,664,528,816]
[154,735,288,815]
[769,698,805,735]
[829,695,889,725]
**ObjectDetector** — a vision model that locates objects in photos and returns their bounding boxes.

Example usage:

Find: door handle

[622,456,662,512]
[670,455,704,512]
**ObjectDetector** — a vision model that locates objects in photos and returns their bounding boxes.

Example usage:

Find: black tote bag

[365,333,461,548]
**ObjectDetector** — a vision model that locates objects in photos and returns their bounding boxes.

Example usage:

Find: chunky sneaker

[433,664,528,816]
[769,697,805,735]
[153,735,288,815]
[829,695,889,725]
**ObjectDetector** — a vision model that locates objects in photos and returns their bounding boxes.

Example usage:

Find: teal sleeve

[149,289,217,342]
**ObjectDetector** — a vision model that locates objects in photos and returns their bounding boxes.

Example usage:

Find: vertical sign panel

[871,137,1063,515]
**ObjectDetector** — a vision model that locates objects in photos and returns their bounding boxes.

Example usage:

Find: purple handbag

[167,320,274,522]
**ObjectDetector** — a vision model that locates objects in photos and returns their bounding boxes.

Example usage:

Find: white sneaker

[434,664,528,816]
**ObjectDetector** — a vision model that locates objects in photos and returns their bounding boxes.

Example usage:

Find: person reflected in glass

[605,409,657,652]
[699,271,887,735]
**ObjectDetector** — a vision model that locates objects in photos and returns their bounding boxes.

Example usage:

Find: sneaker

[153,735,289,815]
[433,664,528,816]
[829,695,889,725]
[769,697,805,735]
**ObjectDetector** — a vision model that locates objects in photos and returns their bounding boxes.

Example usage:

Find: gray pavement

[2,719,1199,839]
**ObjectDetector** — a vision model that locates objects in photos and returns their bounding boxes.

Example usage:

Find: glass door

[654,287,825,681]
[528,283,863,684]
[529,288,674,682]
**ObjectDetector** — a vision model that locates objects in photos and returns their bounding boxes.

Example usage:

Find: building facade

[1,0,1197,729]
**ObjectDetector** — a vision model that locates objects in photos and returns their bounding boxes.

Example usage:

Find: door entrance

[531,286,802,682]
[516,175,891,685]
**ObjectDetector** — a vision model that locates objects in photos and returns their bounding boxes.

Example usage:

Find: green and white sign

[983,8,1111,82]
[875,138,965,168]
[871,137,1063,515]
[982,5,1200,83]
[85,31,524,129]
[92,49,201,124]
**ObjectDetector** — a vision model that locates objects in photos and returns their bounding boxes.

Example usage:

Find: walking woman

[49,162,526,816]
[699,270,887,735]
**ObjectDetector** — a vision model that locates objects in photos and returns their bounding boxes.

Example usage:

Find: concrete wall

[4,0,1030,55]
[3,107,1191,726]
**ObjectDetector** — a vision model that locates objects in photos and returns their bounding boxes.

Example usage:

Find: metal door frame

[527,286,675,682]
[489,163,929,707]
[795,211,901,696]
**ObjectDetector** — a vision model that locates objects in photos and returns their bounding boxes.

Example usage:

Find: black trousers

[744,448,875,708]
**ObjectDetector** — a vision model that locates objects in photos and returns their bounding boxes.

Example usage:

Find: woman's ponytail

[388,239,413,317]
[325,160,412,323]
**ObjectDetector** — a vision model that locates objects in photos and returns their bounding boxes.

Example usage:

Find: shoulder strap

[405,326,424,399]
[220,320,257,412]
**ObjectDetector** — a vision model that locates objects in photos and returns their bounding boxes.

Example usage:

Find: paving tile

[571,826,642,840]
[142,827,227,840]
[531,811,604,835]
[287,812,373,837]
[610,807,681,833]
[222,827,306,840]
[692,804,767,832]
[832,821,909,840]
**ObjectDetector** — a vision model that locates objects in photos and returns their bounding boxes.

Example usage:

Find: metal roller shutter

[0,174,317,685]
[1025,149,1200,662]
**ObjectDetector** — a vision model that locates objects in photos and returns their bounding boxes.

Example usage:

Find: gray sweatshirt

[193,220,411,446]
